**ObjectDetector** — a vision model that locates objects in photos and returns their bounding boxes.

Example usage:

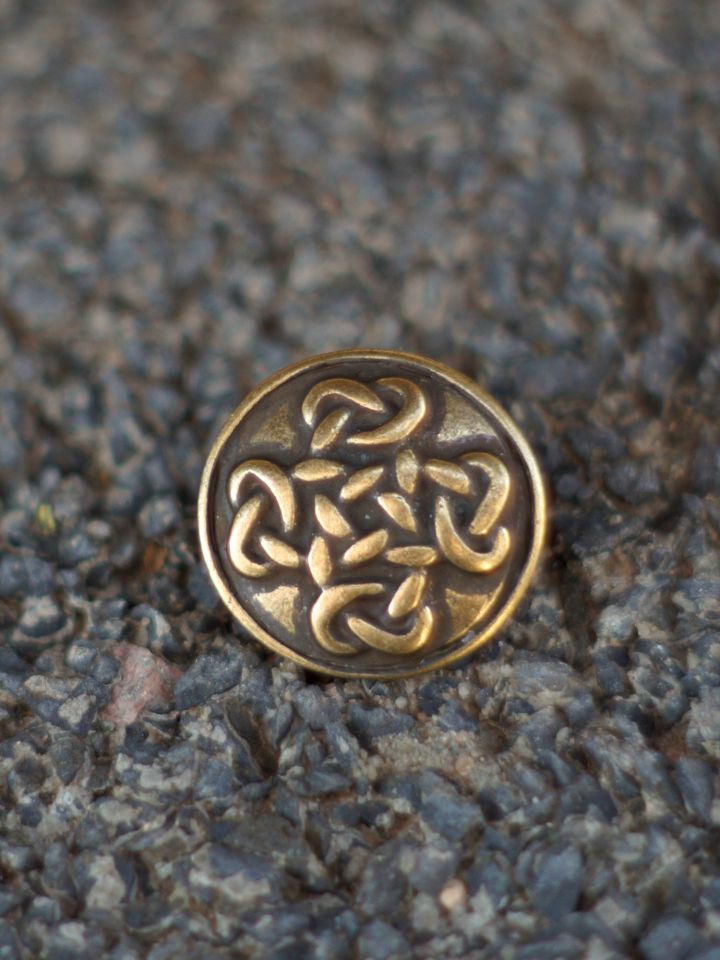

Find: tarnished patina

[198,350,547,678]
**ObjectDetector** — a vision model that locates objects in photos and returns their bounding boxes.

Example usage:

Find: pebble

[638,915,706,960]
[139,495,181,538]
[103,644,181,726]
[438,878,467,911]
[529,846,584,918]
[174,649,244,710]
[346,703,414,747]
[292,686,341,729]
[605,461,663,505]
[357,920,410,960]
[421,786,484,842]
[674,757,715,824]
[0,556,54,598]
[18,596,65,638]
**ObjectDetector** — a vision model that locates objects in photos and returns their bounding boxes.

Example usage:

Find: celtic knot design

[224,376,513,658]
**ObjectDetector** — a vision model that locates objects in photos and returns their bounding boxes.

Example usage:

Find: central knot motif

[224,376,512,658]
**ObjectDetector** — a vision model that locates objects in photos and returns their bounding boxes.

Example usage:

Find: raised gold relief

[198,349,547,679]
[223,375,514,659]
[256,584,300,633]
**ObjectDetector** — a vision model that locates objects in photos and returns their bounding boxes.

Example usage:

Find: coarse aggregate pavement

[0,1,719,958]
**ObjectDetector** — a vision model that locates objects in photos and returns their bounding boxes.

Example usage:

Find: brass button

[198,349,547,678]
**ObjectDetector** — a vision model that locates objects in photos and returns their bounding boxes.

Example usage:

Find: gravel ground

[1,1,720,958]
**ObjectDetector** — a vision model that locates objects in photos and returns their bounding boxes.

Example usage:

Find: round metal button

[198,349,547,679]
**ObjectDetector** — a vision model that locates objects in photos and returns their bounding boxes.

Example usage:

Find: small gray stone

[174,649,243,709]
[138,495,181,537]
[0,555,54,598]
[0,920,19,960]
[605,460,662,505]
[188,563,219,610]
[416,676,454,716]
[0,647,30,697]
[356,846,407,918]
[58,532,97,565]
[686,687,720,758]
[65,640,98,673]
[407,844,460,895]
[514,933,585,960]
[346,703,413,747]
[124,896,172,935]
[693,441,720,496]
[639,334,688,402]
[48,736,85,785]
[467,853,514,908]
[674,757,715,824]
[0,894,18,919]
[638,915,704,960]
[421,787,483,842]
[195,841,284,904]
[290,766,352,798]
[194,758,234,799]
[292,686,341,729]
[357,920,409,960]
[56,690,98,735]
[92,652,121,684]
[19,595,65,638]
[593,644,634,697]
[530,846,583,918]
[131,604,178,655]
[37,120,93,176]
[27,896,62,923]
[519,354,598,401]
[268,701,294,748]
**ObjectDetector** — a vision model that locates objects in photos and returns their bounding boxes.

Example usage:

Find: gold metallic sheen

[314,494,353,538]
[347,377,427,446]
[340,464,384,501]
[388,569,427,618]
[395,448,420,494]
[342,529,389,568]
[424,459,472,494]
[198,348,548,679]
[377,492,418,533]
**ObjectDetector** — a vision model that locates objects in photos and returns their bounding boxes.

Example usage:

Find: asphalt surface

[1,1,719,958]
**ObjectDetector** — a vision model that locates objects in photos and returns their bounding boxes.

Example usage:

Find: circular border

[197,348,548,679]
